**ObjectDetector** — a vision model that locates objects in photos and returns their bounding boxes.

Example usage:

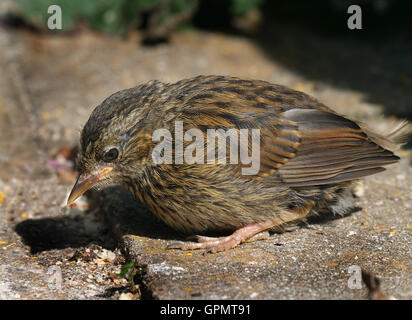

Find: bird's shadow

[14,208,116,255]
[99,186,183,241]
[14,187,181,255]
[305,206,361,225]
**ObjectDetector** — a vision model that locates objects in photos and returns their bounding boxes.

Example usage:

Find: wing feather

[274,109,399,186]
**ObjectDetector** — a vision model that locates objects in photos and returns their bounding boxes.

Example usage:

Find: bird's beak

[66,167,113,205]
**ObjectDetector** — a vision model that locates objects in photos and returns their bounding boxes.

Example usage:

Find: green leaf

[116,261,134,278]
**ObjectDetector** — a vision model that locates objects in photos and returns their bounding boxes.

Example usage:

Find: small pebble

[119,293,133,300]
[97,249,116,261]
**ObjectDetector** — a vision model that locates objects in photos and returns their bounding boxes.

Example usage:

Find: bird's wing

[266,108,399,186]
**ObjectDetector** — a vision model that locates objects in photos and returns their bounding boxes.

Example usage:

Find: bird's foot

[166,205,313,253]
[167,223,272,253]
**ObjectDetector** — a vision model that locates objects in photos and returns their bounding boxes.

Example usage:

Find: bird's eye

[103,148,119,162]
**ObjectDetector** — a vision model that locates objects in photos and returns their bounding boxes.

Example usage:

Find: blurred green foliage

[14,0,406,37]
[231,0,262,16]
[16,0,262,34]
[16,0,194,34]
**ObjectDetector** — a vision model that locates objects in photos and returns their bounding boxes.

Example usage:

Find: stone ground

[0,22,411,299]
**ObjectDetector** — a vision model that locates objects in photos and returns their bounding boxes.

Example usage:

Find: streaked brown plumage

[67,75,405,253]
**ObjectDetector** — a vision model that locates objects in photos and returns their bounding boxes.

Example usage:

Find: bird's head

[67,84,163,205]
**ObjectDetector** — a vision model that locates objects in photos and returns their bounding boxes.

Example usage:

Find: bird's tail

[359,119,412,152]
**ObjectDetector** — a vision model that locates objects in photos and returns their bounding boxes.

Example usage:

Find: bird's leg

[168,221,275,253]
[168,201,315,253]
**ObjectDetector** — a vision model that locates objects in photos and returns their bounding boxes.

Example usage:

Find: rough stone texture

[0,22,410,300]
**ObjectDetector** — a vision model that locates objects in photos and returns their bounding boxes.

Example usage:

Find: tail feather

[359,120,412,152]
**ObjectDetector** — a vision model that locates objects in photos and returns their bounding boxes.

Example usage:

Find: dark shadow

[14,210,115,254]
[306,206,362,225]
[14,186,182,254]
[98,186,183,241]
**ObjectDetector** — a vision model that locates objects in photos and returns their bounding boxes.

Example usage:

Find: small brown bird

[67,75,406,253]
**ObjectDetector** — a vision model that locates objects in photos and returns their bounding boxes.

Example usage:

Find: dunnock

[67,75,406,253]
